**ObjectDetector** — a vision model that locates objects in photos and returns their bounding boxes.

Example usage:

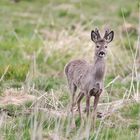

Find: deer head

[91,28,114,58]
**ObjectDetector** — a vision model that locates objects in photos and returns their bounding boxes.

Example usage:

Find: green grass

[0,0,139,139]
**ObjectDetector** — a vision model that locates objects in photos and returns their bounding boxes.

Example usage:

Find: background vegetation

[0,0,139,139]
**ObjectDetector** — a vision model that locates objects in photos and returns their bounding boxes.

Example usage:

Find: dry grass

[0,88,36,106]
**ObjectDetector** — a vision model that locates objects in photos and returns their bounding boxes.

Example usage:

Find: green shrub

[33,76,63,91]
[3,64,29,81]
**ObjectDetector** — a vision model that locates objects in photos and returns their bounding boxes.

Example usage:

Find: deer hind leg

[86,94,90,117]
[69,83,77,128]
[76,92,84,119]
[69,83,77,115]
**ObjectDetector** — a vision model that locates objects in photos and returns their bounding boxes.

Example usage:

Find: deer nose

[99,51,105,56]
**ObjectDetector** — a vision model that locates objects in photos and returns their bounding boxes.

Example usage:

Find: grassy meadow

[0,0,140,139]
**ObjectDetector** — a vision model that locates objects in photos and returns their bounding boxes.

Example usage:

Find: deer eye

[96,46,99,48]
[105,46,107,48]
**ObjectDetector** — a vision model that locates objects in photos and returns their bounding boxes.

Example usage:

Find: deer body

[65,28,114,119]
[65,58,105,95]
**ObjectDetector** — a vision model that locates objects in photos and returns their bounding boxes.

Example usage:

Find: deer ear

[91,30,98,43]
[104,31,114,43]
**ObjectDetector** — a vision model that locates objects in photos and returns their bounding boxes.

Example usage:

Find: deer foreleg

[92,90,102,129]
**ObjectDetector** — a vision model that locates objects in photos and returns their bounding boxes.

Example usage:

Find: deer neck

[92,56,106,81]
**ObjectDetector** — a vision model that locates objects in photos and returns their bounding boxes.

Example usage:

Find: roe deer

[65,28,114,119]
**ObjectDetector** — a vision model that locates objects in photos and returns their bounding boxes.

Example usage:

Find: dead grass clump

[0,88,36,106]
